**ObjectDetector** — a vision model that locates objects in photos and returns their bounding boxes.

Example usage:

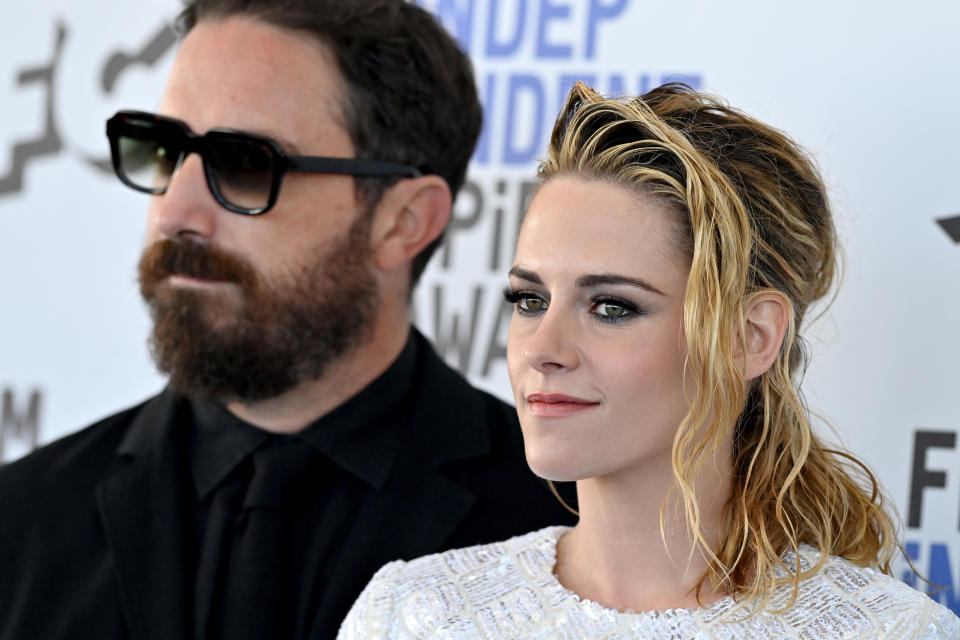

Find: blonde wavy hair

[539,82,899,608]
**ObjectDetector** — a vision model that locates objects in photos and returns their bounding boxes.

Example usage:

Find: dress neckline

[537,525,742,621]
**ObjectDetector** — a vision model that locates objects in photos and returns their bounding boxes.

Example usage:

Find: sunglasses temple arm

[288,156,421,178]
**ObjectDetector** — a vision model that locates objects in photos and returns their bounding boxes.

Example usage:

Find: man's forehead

[160,15,350,150]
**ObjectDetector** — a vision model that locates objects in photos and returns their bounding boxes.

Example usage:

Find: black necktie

[196,437,320,640]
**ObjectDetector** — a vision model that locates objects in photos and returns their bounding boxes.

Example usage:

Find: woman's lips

[526,393,600,418]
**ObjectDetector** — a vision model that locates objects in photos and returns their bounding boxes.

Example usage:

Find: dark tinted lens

[117,118,180,192]
[206,135,275,211]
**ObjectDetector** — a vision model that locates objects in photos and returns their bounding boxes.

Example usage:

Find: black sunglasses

[105,110,422,215]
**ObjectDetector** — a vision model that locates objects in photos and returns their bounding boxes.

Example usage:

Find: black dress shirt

[187,336,418,639]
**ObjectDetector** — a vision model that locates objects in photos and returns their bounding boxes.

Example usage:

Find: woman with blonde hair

[338,82,959,638]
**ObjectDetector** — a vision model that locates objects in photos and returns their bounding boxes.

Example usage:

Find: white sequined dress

[338,526,959,639]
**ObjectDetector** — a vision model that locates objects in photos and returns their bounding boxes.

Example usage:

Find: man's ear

[369,176,451,272]
[736,291,791,381]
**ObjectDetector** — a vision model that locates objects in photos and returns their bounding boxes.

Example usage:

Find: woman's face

[507,177,692,482]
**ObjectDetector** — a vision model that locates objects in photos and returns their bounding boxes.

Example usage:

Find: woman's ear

[370,175,452,272]
[737,291,791,381]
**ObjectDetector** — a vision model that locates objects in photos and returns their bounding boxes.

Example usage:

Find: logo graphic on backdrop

[1,17,178,462]
[0,388,42,463]
[0,21,176,196]
[0,23,65,195]
[411,0,701,384]
[936,215,960,243]
[904,429,960,614]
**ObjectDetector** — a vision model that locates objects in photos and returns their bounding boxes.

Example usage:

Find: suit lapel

[96,392,191,640]
[402,330,493,548]
[337,331,493,558]
[308,457,479,639]
[308,335,490,637]
[347,330,493,556]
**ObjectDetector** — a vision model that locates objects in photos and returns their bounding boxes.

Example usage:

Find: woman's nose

[522,306,580,374]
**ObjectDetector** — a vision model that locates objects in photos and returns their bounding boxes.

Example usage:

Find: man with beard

[0,2,574,639]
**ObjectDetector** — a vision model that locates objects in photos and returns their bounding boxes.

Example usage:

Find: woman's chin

[525,451,593,483]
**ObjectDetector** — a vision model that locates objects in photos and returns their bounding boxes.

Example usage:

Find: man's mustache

[139,239,258,292]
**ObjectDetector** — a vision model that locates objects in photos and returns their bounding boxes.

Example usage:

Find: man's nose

[148,153,219,241]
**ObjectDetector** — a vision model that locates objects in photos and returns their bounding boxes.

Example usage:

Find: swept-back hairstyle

[540,82,898,606]
[177,0,482,286]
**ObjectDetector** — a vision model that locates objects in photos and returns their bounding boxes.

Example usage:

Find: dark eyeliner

[590,295,642,324]
[503,286,546,316]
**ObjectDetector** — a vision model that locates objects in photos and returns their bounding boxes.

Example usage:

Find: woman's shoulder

[337,526,570,639]
[769,546,960,638]
[375,524,567,584]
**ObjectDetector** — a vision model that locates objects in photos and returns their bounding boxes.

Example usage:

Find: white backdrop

[1,0,958,612]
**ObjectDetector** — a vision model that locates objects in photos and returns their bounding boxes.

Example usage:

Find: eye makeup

[589,295,642,324]
[503,287,547,317]
[503,287,644,325]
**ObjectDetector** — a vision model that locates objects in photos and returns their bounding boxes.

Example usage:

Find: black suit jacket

[0,334,575,639]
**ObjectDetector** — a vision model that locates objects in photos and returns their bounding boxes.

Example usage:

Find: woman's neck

[555,457,733,613]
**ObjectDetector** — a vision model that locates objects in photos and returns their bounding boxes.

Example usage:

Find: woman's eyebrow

[509,267,665,297]
[575,273,666,296]
[507,266,542,284]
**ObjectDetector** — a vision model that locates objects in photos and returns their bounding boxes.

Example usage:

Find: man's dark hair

[177,0,483,286]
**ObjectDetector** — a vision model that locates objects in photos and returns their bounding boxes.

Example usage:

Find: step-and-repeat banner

[1,0,958,612]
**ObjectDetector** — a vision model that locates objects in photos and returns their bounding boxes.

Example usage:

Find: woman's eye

[503,288,548,316]
[595,302,626,317]
[518,297,547,313]
[591,298,639,322]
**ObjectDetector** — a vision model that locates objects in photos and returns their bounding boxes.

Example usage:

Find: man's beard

[138,215,378,403]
